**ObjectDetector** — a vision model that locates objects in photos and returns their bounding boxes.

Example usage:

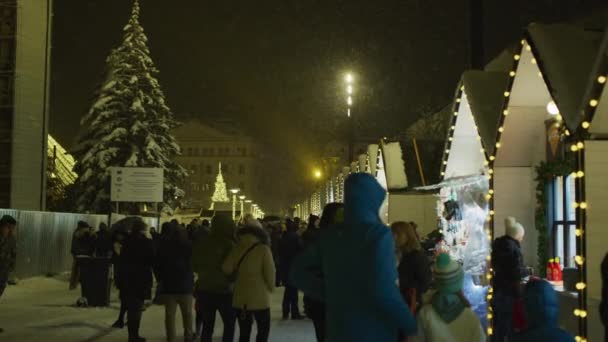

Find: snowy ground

[0,276,316,342]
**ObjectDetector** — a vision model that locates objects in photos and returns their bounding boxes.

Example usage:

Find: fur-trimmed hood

[237,225,270,245]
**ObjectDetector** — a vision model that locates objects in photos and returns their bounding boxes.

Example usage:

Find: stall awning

[462,71,510,158]
[527,23,603,130]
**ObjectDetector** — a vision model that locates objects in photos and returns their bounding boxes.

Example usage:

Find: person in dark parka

[95,222,113,258]
[391,221,432,310]
[513,279,574,342]
[491,217,529,341]
[121,219,155,342]
[601,253,608,342]
[291,173,417,342]
[111,226,130,329]
[192,214,236,342]
[155,224,194,342]
[302,204,343,342]
[279,219,304,319]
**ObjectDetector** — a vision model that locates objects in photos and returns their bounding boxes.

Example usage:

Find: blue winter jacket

[513,279,574,342]
[291,173,417,342]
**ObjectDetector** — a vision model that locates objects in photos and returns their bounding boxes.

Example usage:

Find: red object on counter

[546,259,554,281]
[553,257,562,281]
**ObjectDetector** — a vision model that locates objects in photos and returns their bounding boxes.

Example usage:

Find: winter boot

[127,307,144,342]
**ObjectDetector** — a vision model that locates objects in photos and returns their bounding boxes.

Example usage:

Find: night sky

[50,0,605,167]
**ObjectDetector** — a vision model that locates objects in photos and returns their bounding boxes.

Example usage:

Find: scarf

[431,291,466,324]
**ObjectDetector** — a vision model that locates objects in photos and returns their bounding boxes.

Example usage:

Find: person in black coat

[601,253,608,342]
[95,223,113,258]
[155,224,194,341]
[280,219,304,319]
[302,204,343,342]
[111,226,129,329]
[491,217,530,342]
[391,221,431,311]
[121,219,155,342]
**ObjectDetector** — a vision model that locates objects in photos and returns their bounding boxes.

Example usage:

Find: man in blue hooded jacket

[513,279,574,342]
[290,173,417,342]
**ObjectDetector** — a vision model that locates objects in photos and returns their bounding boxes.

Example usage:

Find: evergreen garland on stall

[72,0,187,214]
[534,157,574,277]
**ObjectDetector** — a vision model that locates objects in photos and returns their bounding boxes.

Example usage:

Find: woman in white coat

[223,218,276,342]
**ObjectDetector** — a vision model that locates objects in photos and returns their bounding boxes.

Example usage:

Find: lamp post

[245,199,252,217]
[230,188,240,221]
[345,72,355,162]
[239,195,246,220]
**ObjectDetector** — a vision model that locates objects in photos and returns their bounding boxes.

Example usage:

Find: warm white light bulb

[546,101,559,115]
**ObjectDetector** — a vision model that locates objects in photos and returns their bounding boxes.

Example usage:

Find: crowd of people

[1,172,608,341]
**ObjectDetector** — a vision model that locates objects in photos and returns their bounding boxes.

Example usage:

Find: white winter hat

[505,217,525,240]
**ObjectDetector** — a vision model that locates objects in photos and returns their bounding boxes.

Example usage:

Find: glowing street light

[345,73,353,83]
[313,169,322,179]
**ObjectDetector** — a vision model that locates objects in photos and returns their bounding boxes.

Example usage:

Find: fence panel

[0,209,107,278]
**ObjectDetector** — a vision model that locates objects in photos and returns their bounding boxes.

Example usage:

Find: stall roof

[404,105,452,187]
[485,45,518,73]
[462,71,510,158]
[527,23,603,130]
[584,28,608,136]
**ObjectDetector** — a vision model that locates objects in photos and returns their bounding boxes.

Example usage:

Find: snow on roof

[485,45,518,73]
[527,23,604,130]
[582,27,608,136]
[47,134,77,186]
[462,70,510,157]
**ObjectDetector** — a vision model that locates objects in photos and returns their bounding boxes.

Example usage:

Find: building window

[187,147,193,156]
[551,175,576,267]
[209,148,215,156]
[193,147,199,156]
[241,147,247,156]
[206,165,213,174]
[239,182,245,191]
[239,164,245,175]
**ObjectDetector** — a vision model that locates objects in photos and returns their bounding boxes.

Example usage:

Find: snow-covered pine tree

[210,162,230,208]
[72,0,186,214]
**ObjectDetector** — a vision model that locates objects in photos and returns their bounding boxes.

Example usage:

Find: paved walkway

[0,276,316,342]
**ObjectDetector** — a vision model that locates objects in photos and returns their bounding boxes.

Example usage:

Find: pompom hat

[505,216,525,240]
[433,253,464,294]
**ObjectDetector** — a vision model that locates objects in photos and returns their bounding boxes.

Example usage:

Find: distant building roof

[47,134,77,187]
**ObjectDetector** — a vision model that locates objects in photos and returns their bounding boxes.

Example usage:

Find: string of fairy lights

[570,54,607,342]
[438,32,599,339]
[438,78,499,336]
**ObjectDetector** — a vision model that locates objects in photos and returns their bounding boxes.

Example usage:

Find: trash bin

[77,256,112,307]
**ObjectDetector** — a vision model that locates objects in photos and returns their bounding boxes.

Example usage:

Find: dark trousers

[492,290,515,342]
[304,296,326,342]
[282,285,300,317]
[197,291,235,342]
[236,308,270,342]
[125,297,144,340]
[0,275,7,297]
[117,295,127,322]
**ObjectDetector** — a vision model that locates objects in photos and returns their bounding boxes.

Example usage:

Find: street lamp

[230,188,240,221]
[239,195,246,220]
[313,168,322,180]
[345,72,354,118]
[345,72,355,162]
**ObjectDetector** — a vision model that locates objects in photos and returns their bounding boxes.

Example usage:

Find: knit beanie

[434,253,464,294]
[505,217,525,240]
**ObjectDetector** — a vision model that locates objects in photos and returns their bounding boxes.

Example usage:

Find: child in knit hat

[414,253,485,342]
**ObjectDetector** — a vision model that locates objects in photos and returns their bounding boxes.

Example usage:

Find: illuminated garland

[534,158,575,277]
[571,58,607,341]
